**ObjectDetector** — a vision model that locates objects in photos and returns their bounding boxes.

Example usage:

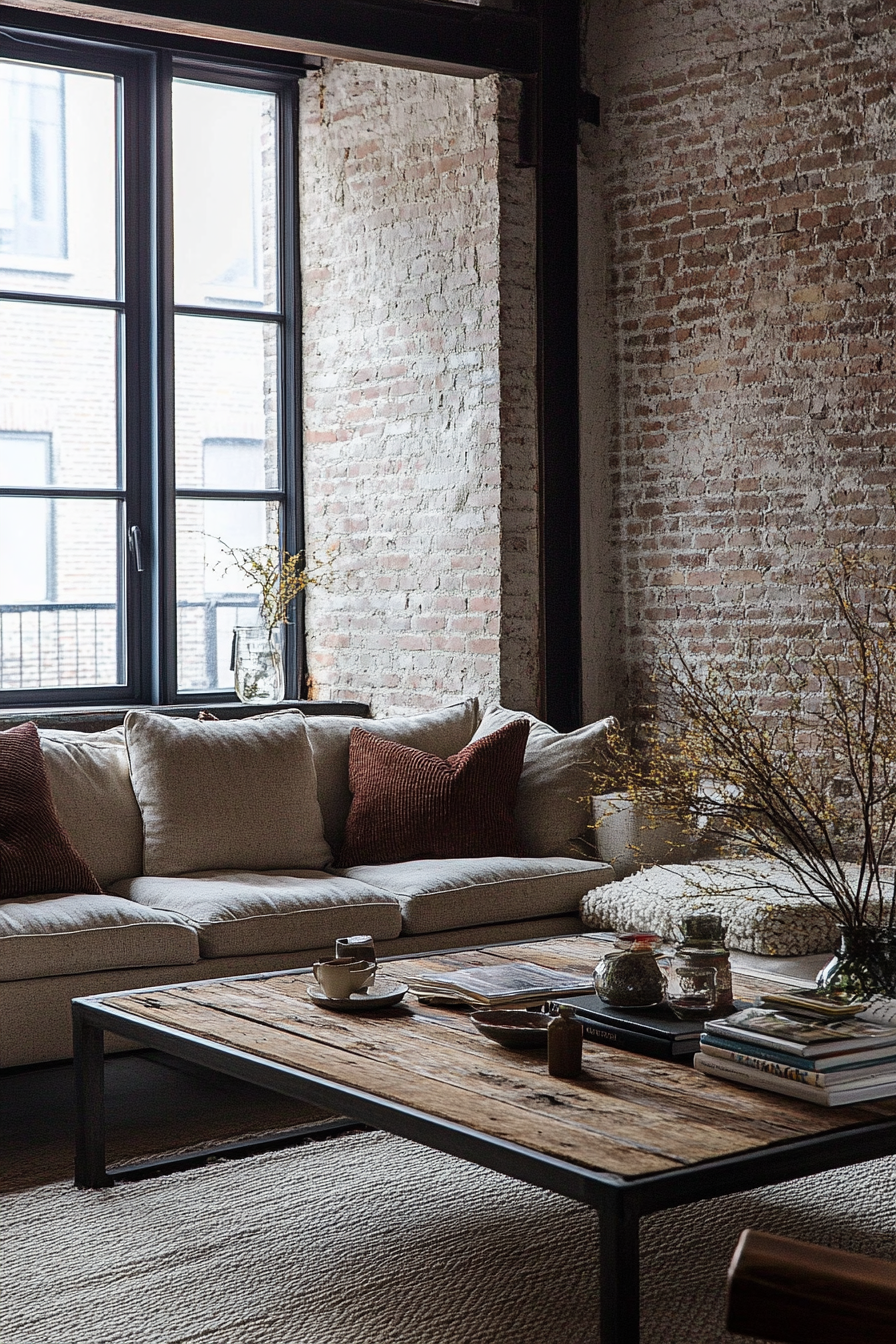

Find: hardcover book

[700,1031,896,1072]
[699,1042,896,1089]
[703,1007,896,1057]
[694,1052,896,1105]
[548,995,706,1060]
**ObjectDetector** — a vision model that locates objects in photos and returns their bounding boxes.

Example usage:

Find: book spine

[693,1054,835,1105]
[694,1054,896,1105]
[701,1042,896,1089]
[699,1044,826,1087]
[579,1019,690,1062]
[700,1032,800,1067]
[702,1023,813,1055]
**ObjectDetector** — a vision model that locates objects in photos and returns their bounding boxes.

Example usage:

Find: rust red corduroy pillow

[337,719,530,867]
[0,722,102,898]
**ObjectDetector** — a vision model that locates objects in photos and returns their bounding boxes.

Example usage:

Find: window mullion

[154,52,177,705]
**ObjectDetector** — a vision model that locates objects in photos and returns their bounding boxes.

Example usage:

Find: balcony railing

[0,596,259,691]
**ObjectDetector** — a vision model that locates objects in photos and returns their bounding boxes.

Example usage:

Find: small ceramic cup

[313,958,375,999]
[335,934,377,965]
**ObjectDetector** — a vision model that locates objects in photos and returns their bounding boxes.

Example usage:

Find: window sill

[0,700,370,733]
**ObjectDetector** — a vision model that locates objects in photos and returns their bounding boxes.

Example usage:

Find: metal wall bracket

[578,88,600,127]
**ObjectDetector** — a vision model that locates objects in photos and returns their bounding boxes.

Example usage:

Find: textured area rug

[3,1128,896,1344]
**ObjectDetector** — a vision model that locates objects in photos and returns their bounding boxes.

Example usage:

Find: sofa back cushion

[124,710,332,876]
[0,722,102,897]
[470,707,618,858]
[338,719,529,867]
[304,699,479,853]
[40,727,144,886]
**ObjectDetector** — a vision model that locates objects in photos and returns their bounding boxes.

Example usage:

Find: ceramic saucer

[306,976,409,1011]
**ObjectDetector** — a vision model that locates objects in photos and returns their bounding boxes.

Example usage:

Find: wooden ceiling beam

[0,0,538,77]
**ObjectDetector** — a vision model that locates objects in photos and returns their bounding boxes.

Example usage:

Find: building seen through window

[0,63,66,263]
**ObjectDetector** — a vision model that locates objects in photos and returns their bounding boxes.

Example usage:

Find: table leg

[73,1007,111,1189]
[600,1193,640,1344]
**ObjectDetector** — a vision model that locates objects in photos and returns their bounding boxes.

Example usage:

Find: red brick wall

[581,0,896,716]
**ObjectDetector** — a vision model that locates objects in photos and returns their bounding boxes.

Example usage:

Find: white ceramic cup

[313,958,375,999]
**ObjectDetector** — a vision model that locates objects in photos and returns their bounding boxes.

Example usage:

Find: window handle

[128,525,145,574]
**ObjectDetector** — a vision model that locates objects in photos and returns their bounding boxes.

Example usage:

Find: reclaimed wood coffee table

[72,935,896,1344]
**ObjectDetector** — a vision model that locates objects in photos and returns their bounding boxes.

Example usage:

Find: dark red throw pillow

[0,722,102,898]
[337,719,530,867]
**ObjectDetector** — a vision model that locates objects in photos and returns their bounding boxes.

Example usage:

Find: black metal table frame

[72,986,896,1344]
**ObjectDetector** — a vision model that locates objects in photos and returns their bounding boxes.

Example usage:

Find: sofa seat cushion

[112,871,402,959]
[338,856,615,936]
[0,893,200,983]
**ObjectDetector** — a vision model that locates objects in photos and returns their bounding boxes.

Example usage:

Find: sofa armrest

[726,1228,896,1344]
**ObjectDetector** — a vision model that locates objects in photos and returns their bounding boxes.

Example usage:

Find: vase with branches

[215,540,330,704]
[594,548,896,999]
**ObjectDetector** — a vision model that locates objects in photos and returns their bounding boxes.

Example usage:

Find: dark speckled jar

[593,934,667,1007]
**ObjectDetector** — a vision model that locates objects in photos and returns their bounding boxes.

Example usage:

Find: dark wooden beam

[536,0,582,729]
[0,0,538,76]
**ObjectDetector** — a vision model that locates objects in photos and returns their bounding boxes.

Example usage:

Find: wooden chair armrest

[727,1229,896,1344]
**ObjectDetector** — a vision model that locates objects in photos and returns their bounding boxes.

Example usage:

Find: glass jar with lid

[593,932,667,1007]
[674,912,732,1008]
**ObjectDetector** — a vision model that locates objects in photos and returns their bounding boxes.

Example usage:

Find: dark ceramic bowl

[470,1009,552,1049]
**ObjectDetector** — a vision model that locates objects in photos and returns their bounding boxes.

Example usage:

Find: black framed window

[0,32,301,707]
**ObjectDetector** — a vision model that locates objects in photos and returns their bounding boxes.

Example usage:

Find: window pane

[172,80,277,311]
[0,61,119,300]
[174,314,279,490]
[0,497,122,689]
[0,300,120,487]
[175,496,278,691]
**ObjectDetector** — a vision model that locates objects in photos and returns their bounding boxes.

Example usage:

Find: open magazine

[406,961,594,1007]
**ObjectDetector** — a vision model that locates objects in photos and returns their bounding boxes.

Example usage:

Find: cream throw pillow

[40,727,143,886]
[470,706,617,858]
[124,711,332,877]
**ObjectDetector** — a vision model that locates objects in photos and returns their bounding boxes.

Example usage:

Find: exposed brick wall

[581,0,896,716]
[299,62,538,717]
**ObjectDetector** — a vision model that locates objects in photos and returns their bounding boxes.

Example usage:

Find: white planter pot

[591,793,695,878]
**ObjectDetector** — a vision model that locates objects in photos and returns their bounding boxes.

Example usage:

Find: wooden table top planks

[105,935,896,1180]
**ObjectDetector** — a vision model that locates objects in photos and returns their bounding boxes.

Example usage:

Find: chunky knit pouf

[580,858,841,956]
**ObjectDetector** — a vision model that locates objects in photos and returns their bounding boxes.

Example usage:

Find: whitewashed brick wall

[299,61,538,718]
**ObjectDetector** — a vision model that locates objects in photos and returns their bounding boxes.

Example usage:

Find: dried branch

[596,548,896,931]
[211,539,335,633]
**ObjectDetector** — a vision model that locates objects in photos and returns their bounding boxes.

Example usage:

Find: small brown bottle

[548,1003,583,1079]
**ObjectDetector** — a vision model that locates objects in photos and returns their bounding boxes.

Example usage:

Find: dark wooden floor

[0,1050,328,1192]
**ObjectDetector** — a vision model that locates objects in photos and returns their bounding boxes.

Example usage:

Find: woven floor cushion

[580,858,841,956]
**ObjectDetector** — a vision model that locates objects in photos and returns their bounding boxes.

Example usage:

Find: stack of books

[547,995,706,1062]
[695,996,896,1105]
[405,961,594,1009]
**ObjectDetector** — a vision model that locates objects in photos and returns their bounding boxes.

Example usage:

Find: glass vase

[233,625,284,704]
[816,924,896,1001]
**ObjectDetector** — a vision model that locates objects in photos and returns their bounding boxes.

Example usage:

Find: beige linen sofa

[1,699,615,1067]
